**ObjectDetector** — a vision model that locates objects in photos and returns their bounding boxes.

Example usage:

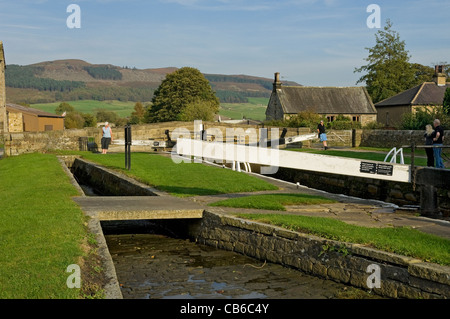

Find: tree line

[83,66,123,80]
[5,64,85,92]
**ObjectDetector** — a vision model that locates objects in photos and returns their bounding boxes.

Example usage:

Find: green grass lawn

[0,153,88,298]
[235,214,450,266]
[31,98,269,121]
[75,152,278,196]
[31,100,141,118]
[219,97,268,121]
[288,148,428,166]
[209,193,336,211]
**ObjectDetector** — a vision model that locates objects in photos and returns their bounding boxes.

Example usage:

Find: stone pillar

[419,185,441,217]
[0,41,6,136]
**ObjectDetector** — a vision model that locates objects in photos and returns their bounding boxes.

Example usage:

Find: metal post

[125,125,131,170]
[410,142,415,188]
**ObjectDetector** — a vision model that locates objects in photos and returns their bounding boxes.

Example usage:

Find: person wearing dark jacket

[317,120,328,150]
[432,119,445,168]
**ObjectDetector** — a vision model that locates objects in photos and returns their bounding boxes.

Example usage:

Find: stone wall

[271,167,450,215]
[71,157,159,196]
[358,129,450,148]
[2,121,313,156]
[191,211,450,299]
[2,122,449,156]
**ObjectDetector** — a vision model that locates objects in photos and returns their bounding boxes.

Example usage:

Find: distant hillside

[5,59,300,104]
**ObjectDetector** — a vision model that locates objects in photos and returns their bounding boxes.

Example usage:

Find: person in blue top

[432,119,445,168]
[101,122,113,154]
[317,120,328,150]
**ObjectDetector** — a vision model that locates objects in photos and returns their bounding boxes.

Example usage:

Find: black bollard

[125,125,132,170]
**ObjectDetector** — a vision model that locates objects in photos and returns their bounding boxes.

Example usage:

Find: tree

[444,87,450,115]
[178,99,219,122]
[354,20,416,103]
[145,67,220,123]
[55,102,74,115]
[64,112,85,129]
[411,63,434,85]
[95,109,118,123]
[129,102,146,124]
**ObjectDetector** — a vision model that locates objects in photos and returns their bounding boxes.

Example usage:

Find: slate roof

[277,86,377,114]
[6,103,64,118]
[375,82,450,107]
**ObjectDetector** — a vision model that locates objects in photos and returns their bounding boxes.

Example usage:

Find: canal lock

[62,155,379,299]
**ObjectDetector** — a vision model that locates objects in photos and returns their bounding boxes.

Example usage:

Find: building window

[44,125,53,131]
[327,116,335,122]
[352,116,360,122]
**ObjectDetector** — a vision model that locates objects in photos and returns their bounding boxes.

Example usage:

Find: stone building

[265,72,377,126]
[0,41,6,135]
[375,66,449,127]
[6,103,65,132]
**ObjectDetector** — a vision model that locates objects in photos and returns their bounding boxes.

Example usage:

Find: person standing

[432,119,445,168]
[101,122,113,154]
[424,124,435,167]
[317,120,328,150]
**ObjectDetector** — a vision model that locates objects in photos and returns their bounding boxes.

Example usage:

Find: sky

[0,0,449,86]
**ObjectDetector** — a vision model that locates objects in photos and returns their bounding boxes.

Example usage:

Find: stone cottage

[375,66,449,127]
[265,72,377,126]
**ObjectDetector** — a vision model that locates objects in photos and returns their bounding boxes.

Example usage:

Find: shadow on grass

[156,185,228,197]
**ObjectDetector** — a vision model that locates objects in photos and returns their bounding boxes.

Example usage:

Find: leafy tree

[95,110,118,123]
[55,102,74,115]
[398,106,450,130]
[411,63,434,85]
[145,67,219,123]
[178,99,218,122]
[129,102,146,124]
[82,113,97,127]
[64,112,85,129]
[354,20,416,103]
[443,87,450,115]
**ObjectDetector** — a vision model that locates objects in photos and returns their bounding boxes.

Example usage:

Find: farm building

[6,103,64,132]
[265,72,377,126]
[375,66,449,127]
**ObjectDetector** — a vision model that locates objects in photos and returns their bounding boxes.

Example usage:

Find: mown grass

[288,148,428,166]
[31,100,141,118]
[209,193,336,211]
[219,97,268,121]
[0,153,87,298]
[74,152,278,196]
[235,213,450,266]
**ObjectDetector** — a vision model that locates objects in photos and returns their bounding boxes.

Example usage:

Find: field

[31,100,142,118]
[218,97,268,121]
[31,97,269,121]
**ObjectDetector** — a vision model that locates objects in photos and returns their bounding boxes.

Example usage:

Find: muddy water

[105,232,374,299]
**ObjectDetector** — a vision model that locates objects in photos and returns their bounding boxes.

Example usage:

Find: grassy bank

[235,213,450,266]
[76,152,278,196]
[0,153,100,298]
[210,193,336,211]
[288,148,428,166]
[32,100,140,118]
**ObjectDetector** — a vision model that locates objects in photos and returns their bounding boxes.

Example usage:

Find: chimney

[273,72,281,91]
[433,65,446,86]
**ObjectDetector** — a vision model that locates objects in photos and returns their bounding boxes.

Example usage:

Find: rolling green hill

[6,59,299,106]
